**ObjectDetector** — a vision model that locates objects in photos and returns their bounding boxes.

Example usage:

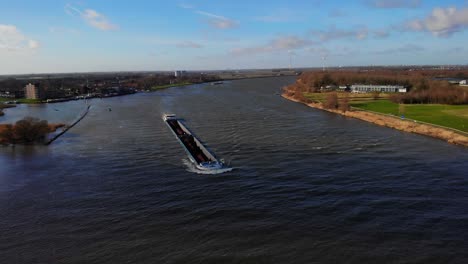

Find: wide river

[1,77,467,263]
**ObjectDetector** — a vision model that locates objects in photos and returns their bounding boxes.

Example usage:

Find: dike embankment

[282,93,468,147]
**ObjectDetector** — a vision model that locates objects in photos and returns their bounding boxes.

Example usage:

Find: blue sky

[1,0,468,74]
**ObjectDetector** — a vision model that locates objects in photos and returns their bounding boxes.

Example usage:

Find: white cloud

[373,44,424,55]
[0,24,39,52]
[65,4,118,31]
[176,41,203,48]
[254,9,302,23]
[306,46,357,57]
[177,4,238,30]
[82,9,118,31]
[406,7,468,37]
[196,11,238,29]
[178,3,194,9]
[373,29,390,38]
[311,26,368,41]
[366,0,421,9]
[28,40,39,49]
[230,36,314,55]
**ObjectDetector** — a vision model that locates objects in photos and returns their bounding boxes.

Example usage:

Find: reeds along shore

[281,93,468,148]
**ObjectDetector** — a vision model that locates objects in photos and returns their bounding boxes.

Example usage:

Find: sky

[1,0,468,74]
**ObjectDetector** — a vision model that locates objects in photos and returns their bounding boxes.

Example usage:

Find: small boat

[211,81,223,85]
[163,114,231,172]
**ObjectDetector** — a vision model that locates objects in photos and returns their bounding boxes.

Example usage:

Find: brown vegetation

[372,91,381,100]
[0,117,64,145]
[390,83,468,104]
[284,69,468,105]
[323,92,339,109]
[339,93,350,113]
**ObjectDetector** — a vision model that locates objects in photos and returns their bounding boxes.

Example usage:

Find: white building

[460,80,467,85]
[174,70,186,77]
[351,84,407,93]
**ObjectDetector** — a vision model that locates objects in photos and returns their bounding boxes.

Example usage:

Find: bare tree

[323,92,339,109]
[339,93,350,112]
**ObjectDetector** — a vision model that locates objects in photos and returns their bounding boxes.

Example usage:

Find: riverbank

[151,82,193,90]
[282,93,468,147]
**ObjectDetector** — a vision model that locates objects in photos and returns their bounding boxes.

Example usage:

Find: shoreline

[282,93,468,148]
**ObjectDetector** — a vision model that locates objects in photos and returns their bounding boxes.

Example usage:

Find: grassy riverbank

[352,101,468,132]
[0,98,42,104]
[151,82,192,90]
[304,93,468,133]
[284,93,468,147]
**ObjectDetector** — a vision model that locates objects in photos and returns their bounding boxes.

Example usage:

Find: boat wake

[182,159,233,174]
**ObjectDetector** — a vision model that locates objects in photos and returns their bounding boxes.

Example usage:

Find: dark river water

[1,77,468,263]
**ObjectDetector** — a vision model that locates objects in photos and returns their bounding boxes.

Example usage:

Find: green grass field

[352,100,468,132]
[151,82,192,90]
[1,98,42,104]
[304,92,468,132]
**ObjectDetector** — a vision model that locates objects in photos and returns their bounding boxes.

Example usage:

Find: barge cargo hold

[163,114,231,172]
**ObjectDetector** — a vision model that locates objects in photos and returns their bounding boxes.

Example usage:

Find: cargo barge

[163,114,231,172]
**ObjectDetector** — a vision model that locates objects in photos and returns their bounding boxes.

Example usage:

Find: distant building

[338,85,351,92]
[174,70,186,77]
[351,84,407,93]
[24,83,45,99]
[0,91,15,98]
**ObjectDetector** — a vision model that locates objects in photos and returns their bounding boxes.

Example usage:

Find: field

[304,92,468,132]
[0,98,42,104]
[151,82,192,90]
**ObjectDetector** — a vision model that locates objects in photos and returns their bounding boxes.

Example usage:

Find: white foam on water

[182,159,233,175]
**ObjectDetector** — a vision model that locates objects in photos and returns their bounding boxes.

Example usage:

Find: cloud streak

[176,41,203,48]
[65,4,118,31]
[195,11,238,29]
[177,4,238,29]
[366,0,421,9]
[310,26,368,41]
[373,44,424,55]
[230,36,314,55]
[254,9,302,23]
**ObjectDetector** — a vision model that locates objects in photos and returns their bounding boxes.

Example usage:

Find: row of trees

[283,84,351,112]
[0,73,222,98]
[0,117,50,144]
[285,69,468,105]
[390,81,468,104]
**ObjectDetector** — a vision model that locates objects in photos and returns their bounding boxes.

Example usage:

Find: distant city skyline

[1,0,468,74]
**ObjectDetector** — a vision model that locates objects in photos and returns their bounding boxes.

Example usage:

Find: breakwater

[45,104,91,145]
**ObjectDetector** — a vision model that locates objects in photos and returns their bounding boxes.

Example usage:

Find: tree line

[284,69,468,105]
